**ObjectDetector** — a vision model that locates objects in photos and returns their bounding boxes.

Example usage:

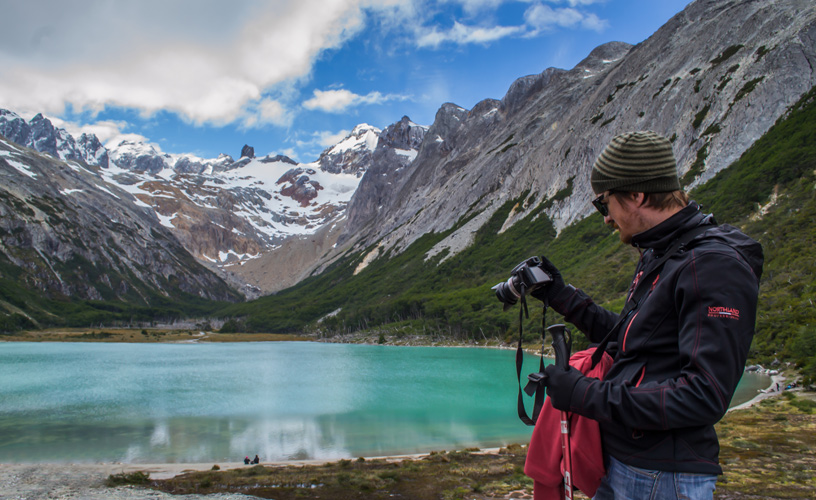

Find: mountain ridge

[0,109,429,296]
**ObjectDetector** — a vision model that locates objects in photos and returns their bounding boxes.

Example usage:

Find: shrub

[710,44,743,66]
[734,77,765,103]
[106,471,151,487]
[693,104,711,129]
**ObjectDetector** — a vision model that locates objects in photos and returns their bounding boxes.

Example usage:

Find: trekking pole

[548,324,573,500]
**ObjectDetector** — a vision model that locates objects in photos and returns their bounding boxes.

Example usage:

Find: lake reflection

[0,342,769,463]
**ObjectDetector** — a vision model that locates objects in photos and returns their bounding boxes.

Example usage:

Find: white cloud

[412,1,608,49]
[0,0,372,126]
[579,12,608,31]
[416,21,524,48]
[554,0,606,6]
[303,89,410,113]
[68,120,139,145]
[281,147,299,161]
[293,129,351,158]
[242,98,293,129]
[47,116,154,149]
[441,0,510,15]
[524,3,608,33]
[316,130,353,148]
[304,89,359,113]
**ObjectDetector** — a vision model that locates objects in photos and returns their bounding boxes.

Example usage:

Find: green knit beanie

[591,131,681,194]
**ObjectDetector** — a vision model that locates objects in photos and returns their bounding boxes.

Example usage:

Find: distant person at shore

[244,456,250,464]
[252,455,260,464]
[532,131,763,499]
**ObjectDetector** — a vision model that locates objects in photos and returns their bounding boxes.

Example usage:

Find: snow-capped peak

[327,124,381,156]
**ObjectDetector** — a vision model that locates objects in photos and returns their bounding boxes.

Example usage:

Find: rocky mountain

[0,110,428,297]
[0,135,241,313]
[319,0,816,275]
[235,119,428,293]
[0,110,106,168]
[318,123,381,176]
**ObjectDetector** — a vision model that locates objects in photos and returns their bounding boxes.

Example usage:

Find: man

[534,131,763,499]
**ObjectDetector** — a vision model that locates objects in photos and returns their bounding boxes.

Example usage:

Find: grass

[150,446,553,500]
[715,393,816,498]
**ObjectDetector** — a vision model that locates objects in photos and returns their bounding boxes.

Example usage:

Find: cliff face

[326,0,816,270]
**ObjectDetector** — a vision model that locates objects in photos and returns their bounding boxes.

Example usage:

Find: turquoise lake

[0,342,769,464]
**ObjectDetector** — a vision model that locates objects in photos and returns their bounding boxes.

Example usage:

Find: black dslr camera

[492,256,552,308]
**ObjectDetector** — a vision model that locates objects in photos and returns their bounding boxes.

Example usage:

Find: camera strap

[515,291,547,426]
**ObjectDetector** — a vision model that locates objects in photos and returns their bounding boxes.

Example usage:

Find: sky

[0,0,692,163]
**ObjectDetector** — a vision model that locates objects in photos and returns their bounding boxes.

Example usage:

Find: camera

[492,256,552,307]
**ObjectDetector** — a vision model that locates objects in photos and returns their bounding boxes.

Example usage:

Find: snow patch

[395,149,418,162]
[2,155,38,178]
[93,184,121,199]
[327,125,380,156]
[156,212,176,228]
[218,249,260,263]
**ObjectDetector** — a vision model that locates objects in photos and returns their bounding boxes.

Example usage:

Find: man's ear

[631,192,647,207]
[616,191,643,208]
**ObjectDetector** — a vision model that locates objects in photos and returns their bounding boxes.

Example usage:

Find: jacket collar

[630,201,708,252]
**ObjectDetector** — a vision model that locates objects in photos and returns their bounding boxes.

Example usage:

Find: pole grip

[547,324,570,370]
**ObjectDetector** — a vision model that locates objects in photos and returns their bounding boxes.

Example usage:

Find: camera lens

[493,276,521,305]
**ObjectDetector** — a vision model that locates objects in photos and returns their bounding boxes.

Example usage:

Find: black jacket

[549,202,763,474]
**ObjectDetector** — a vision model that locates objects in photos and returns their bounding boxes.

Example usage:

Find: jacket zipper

[622,275,661,353]
[621,311,639,353]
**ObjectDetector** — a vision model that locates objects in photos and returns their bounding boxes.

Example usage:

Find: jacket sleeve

[565,248,760,430]
[549,284,620,344]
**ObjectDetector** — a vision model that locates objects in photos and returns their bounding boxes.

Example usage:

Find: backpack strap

[589,223,713,369]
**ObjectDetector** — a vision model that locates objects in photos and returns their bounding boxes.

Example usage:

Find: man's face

[595,191,643,244]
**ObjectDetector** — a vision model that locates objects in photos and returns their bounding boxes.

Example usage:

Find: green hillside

[0,249,237,331]
[217,85,816,379]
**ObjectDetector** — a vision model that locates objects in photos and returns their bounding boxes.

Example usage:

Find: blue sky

[0,0,691,163]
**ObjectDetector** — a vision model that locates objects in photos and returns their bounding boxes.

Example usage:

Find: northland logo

[708,306,740,320]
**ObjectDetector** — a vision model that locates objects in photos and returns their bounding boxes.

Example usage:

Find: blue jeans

[592,455,717,500]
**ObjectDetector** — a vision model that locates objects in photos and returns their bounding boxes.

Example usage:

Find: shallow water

[0,342,768,463]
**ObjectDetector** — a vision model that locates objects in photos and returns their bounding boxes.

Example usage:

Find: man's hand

[544,364,584,412]
[530,256,567,304]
